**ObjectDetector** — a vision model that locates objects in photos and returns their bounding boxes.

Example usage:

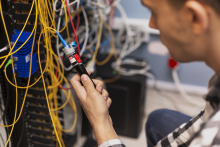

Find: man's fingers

[70,70,91,83]
[70,74,82,91]
[81,74,96,93]
[102,89,109,100]
[93,79,104,93]
[70,74,86,99]
[87,70,91,75]
[107,98,112,108]
[71,73,81,82]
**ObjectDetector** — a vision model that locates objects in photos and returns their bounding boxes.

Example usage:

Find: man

[70,0,220,147]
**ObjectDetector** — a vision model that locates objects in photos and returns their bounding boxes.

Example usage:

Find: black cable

[0,93,4,123]
[2,89,9,147]
[16,115,24,147]
[2,73,15,147]
[0,102,5,147]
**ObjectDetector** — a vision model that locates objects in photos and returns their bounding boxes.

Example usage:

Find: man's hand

[70,72,118,145]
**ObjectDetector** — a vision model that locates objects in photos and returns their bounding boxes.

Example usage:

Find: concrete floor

[118,88,206,147]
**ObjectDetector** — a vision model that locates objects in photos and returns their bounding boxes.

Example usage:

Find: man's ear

[185,1,209,34]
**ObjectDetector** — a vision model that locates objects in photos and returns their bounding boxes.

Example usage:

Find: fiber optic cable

[70,5,80,42]
[1,0,78,145]
[55,58,73,91]
[1,2,62,126]
[4,23,37,147]
[79,6,89,56]
[0,0,37,128]
[56,6,73,71]
[65,0,81,57]
[37,27,63,147]
[38,22,78,145]
[0,0,36,65]
[54,0,79,12]
[96,22,115,66]
[3,0,73,145]
[0,0,33,144]
[4,58,17,147]
[91,35,110,51]
[86,3,103,68]
[96,22,121,83]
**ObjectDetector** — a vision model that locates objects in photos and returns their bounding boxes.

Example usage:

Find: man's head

[142,0,220,65]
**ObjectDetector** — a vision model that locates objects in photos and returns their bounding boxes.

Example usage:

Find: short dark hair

[169,0,220,15]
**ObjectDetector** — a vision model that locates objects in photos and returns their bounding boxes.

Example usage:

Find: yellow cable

[0,0,35,145]
[1,0,78,145]
[0,0,37,128]
[95,22,121,83]
[0,0,35,62]
[3,28,61,90]
[51,75,71,111]
[50,0,56,30]
[36,0,78,143]
[57,0,69,33]
[4,58,18,147]
[96,22,115,66]
[4,21,37,147]
[61,96,77,132]
[66,21,71,44]
[38,28,62,147]
[86,8,103,68]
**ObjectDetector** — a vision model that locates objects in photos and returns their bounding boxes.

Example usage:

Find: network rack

[0,0,150,146]
[0,0,70,146]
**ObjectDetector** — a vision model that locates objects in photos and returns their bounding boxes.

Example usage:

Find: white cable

[0,46,7,53]
[115,3,133,58]
[86,1,106,9]
[80,6,89,56]
[112,3,134,76]
[56,8,73,71]
[79,32,86,44]
[112,29,144,77]
[87,0,120,9]
[120,29,142,59]
[76,0,80,12]
[112,0,121,6]
[87,28,99,49]
[172,69,204,107]
[54,0,79,12]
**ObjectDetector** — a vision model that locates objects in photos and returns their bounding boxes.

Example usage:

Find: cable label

[25,54,30,63]
[68,56,76,63]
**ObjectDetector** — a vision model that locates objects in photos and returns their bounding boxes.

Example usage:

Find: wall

[114,0,214,87]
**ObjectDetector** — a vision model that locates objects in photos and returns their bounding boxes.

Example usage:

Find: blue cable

[77,35,111,54]
[91,35,111,50]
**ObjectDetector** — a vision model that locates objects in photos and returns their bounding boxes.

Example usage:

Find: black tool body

[67,52,96,88]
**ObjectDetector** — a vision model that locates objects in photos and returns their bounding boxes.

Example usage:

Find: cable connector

[56,31,77,56]
[5,59,13,69]
[56,31,69,48]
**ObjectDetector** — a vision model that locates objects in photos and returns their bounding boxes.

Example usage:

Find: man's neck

[206,55,220,75]
[205,33,220,75]
[204,16,220,75]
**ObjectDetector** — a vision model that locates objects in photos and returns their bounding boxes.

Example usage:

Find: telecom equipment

[0,0,151,146]
[56,31,96,87]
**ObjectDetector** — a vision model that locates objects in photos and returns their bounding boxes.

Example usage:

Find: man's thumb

[81,74,95,92]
